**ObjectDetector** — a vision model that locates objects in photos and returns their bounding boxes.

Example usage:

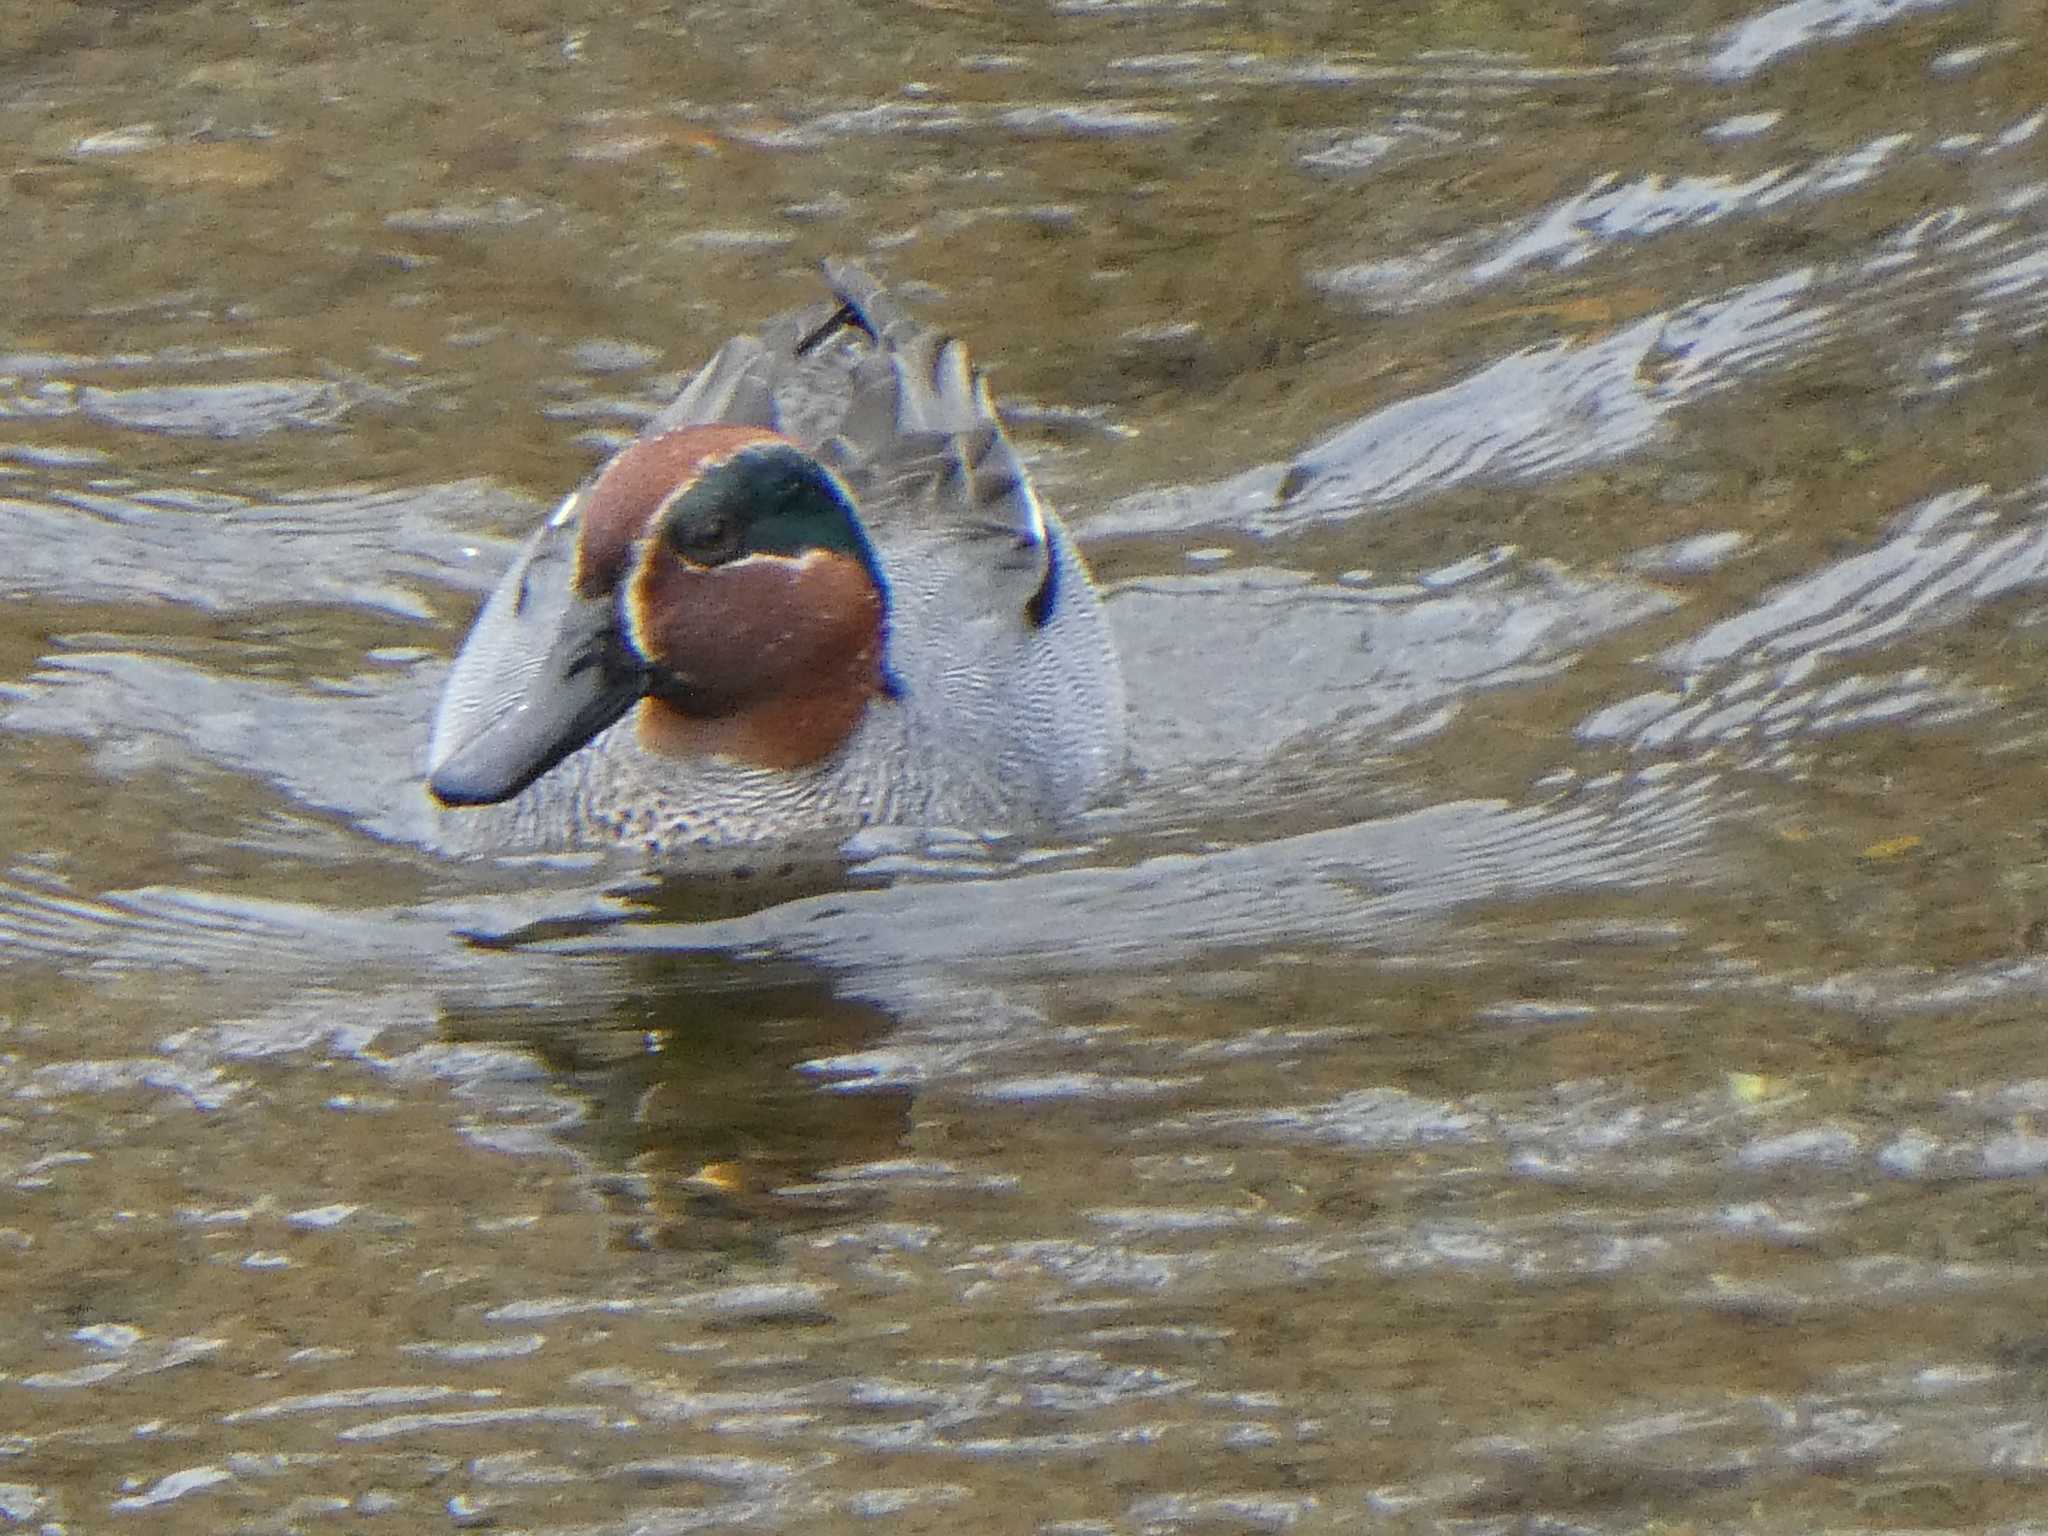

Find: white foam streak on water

[1705,0,1970,81]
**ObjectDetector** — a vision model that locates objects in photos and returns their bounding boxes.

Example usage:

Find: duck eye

[664,503,745,566]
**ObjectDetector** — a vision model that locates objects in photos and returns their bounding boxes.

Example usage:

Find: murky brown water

[4,0,2048,1530]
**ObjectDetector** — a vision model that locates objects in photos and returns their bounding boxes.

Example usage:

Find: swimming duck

[426,262,1126,863]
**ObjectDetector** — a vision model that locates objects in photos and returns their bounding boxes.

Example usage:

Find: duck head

[427,426,892,807]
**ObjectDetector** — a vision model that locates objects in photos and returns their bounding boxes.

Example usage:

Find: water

[5,1,2048,1530]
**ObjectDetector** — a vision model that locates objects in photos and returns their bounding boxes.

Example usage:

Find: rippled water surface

[6,1,2048,1530]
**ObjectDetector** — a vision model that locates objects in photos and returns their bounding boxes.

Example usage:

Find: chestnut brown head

[427,427,892,807]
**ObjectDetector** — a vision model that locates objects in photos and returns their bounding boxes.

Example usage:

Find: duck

[426,261,1127,865]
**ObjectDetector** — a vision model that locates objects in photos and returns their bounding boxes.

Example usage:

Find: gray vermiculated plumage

[430,263,1126,864]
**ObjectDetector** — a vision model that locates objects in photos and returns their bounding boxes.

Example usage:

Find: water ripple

[0,480,513,614]
[1581,483,2048,764]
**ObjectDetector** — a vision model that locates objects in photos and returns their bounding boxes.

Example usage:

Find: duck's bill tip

[425,726,557,807]
[426,754,523,808]
[426,676,644,810]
